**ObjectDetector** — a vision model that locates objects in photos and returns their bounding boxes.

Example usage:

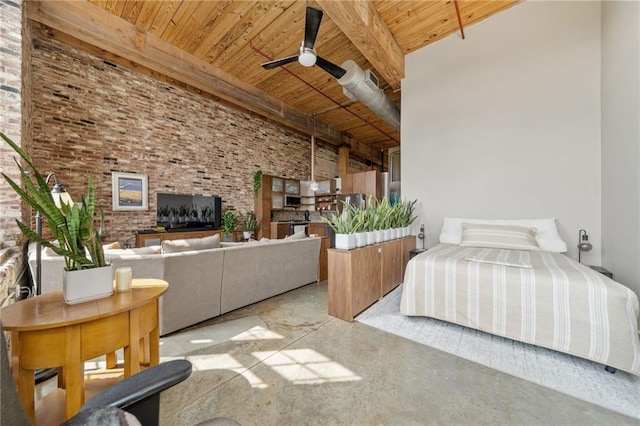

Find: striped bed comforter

[400,244,640,374]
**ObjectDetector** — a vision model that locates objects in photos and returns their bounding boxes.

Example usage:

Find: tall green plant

[1,132,106,271]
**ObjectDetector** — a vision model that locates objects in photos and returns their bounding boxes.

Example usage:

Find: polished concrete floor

[158,282,636,426]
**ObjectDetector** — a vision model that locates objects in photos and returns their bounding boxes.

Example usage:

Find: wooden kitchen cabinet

[338,170,381,200]
[328,236,415,322]
[270,222,290,239]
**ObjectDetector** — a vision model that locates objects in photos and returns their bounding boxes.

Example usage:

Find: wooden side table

[1,279,168,422]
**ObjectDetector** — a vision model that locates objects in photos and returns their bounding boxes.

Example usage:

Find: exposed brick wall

[26,28,366,246]
[0,0,27,306]
[0,0,23,248]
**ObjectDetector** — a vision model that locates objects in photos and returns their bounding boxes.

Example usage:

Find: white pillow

[459,223,540,251]
[439,217,567,253]
[161,234,221,254]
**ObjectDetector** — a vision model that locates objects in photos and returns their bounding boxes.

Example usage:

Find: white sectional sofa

[28,236,321,335]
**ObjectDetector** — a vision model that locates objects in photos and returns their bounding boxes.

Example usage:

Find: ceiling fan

[261,6,346,79]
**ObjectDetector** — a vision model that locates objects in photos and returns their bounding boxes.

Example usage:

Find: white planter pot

[383,229,392,241]
[335,234,356,250]
[404,226,410,237]
[366,231,375,246]
[243,231,253,240]
[63,264,114,305]
[355,232,366,248]
[374,230,384,243]
[391,228,399,239]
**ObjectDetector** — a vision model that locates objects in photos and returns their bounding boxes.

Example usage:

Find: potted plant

[222,210,237,241]
[321,206,356,250]
[243,210,258,240]
[1,132,112,304]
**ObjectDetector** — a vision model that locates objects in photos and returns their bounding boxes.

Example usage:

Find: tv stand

[135,229,222,247]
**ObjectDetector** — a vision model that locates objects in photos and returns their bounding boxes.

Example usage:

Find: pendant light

[310,113,319,192]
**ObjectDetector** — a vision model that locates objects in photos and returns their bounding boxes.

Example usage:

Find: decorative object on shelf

[253,170,263,197]
[577,228,593,263]
[222,210,237,241]
[2,132,112,304]
[111,172,148,211]
[243,210,258,240]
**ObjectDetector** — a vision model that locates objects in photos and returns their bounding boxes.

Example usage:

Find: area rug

[356,284,640,419]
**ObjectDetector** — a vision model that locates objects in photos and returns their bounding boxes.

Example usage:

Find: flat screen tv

[157,193,222,229]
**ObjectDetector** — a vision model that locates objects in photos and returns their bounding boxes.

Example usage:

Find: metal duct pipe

[337,60,400,132]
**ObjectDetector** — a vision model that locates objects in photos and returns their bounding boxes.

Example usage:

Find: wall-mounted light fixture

[577,228,593,264]
[418,224,425,250]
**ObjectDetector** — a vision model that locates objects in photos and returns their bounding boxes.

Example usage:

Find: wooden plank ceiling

[81,0,516,157]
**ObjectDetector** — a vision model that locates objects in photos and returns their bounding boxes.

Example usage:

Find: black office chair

[1,327,237,425]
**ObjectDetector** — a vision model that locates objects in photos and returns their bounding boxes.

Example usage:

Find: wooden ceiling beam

[25,0,343,146]
[316,0,404,90]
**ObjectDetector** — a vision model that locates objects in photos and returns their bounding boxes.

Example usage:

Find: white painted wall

[402,1,602,264]
[601,1,640,298]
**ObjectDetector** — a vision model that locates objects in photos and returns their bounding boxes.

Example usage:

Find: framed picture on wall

[111,172,148,211]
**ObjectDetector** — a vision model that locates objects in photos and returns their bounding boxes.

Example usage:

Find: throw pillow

[285,231,306,240]
[161,234,221,254]
[459,223,540,251]
[123,246,161,255]
[103,241,122,250]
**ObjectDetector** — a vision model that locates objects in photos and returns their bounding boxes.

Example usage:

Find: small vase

[63,264,114,305]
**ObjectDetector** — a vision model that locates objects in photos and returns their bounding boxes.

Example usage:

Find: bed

[400,218,640,375]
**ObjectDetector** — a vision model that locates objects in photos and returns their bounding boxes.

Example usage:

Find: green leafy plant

[243,210,258,232]
[253,170,263,197]
[1,132,106,271]
[400,199,418,227]
[222,210,237,237]
[321,206,354,234]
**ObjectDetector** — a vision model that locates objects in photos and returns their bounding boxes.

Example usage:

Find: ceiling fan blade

[303,7,323,49]
[316,56,347,79]
[261,54,299,70]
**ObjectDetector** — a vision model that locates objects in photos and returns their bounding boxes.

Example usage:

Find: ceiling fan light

[298,51,316,67]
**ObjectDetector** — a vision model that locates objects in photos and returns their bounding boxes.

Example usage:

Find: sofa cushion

[161,234,221,254]
[105,246,162,256]
[285,231,306,240]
